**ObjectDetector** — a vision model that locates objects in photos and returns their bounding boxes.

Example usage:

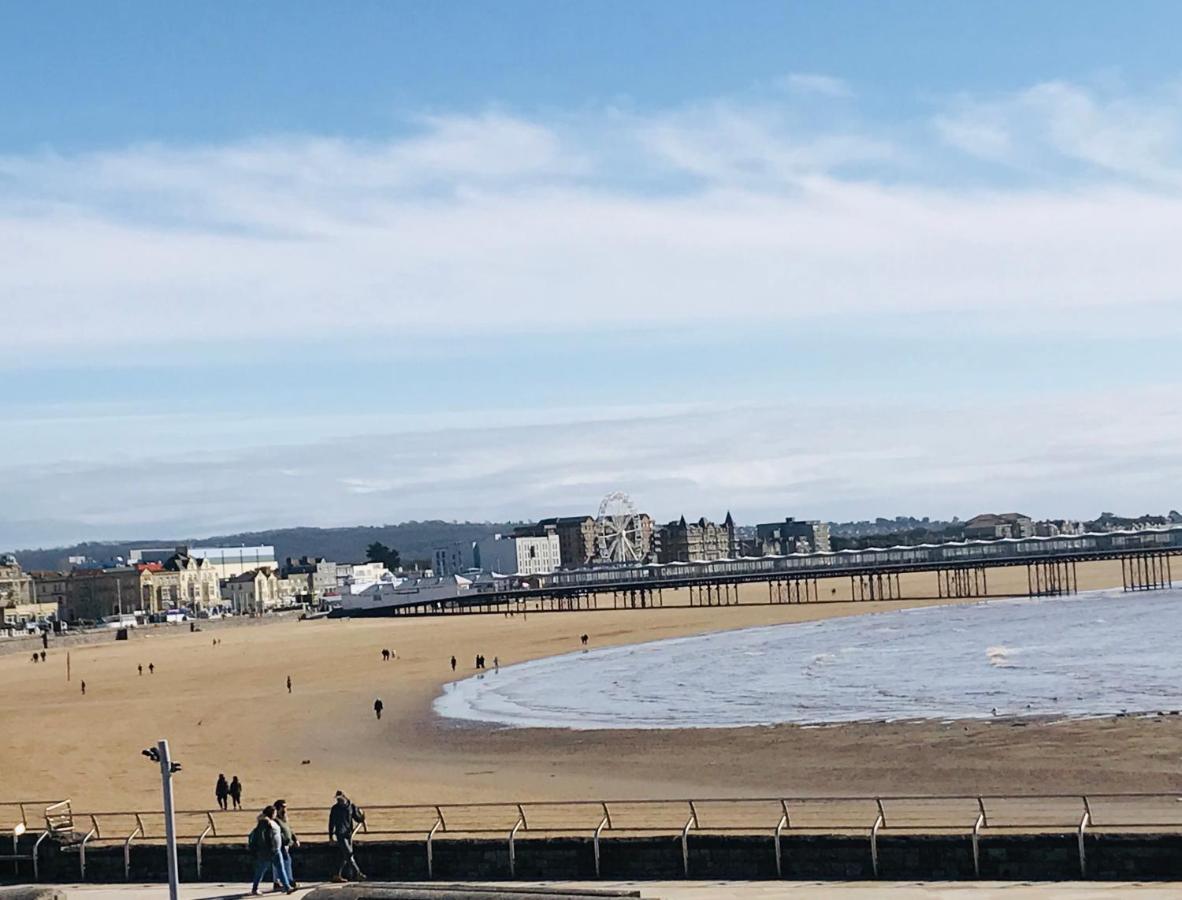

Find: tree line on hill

[9,521,517,572]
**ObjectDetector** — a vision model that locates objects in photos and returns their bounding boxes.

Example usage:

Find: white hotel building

[474,533,561,577]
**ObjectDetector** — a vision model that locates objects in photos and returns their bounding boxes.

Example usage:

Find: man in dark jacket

[328,791,366,882]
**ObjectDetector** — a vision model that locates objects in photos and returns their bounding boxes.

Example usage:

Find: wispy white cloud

[3,385,1181,548]
[936,80,1182,185]
[778,73,854,99]
[3,81,1182,357]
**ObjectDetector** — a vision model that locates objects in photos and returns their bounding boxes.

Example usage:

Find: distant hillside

[10,521,518,572]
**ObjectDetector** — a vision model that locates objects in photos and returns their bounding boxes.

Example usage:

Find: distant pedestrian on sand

[42,632,48,649]
[148,663,155,675]
[31,653,38,663]
[80,680,86,695]
[580,634,588,646]
[230,776,243,810]
[493,656,499,671]
[138,664,143,676]
[215,774,230,810]
[381,649,390,662]
[286,675,292,694]
[373,699,383,720]
[39,650,46,662]
[328,791,366,883]
[450,656,457,672]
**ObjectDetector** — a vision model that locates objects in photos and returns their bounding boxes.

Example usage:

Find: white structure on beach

[474,533,561,576]
[338,571,495,613]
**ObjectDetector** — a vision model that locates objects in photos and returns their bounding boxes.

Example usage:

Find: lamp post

[143,740,181,900]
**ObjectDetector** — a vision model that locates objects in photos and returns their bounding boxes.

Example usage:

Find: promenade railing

[9,792,1182,881]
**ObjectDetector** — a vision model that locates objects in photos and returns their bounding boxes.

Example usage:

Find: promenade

[40,881,1182,898]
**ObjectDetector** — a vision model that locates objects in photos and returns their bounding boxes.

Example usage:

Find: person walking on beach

[273,799,299,891]
[230,776,243,810]
[381,649,389,662]
[373,698,383,720]
[148,662,155,675]
[248,805,294,895]
[450,655,456,672]
[39,650,46,662]
[80,680,86,695]
[286,675,292,694]
[328,791,366,882]
[138,664,143,676]
[215,774,230,811]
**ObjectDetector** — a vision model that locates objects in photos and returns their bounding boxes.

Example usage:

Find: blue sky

[2,2,1182,547]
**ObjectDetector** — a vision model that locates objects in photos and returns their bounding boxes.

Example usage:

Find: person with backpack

[272,798,299,891]
[327,791,366,882]
[248,805,294,895]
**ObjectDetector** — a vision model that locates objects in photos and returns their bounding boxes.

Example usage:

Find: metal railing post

[971,796,987,879]
[681,801,699,877]
[32,829,50,882]
[593,812,609,878]
[870,799,886,878]
[774,799,790,878]
[1078,796,1092,879]
[508,808,527,877]
[124,816,144,880]
[195,812,216,880]
[79,816,99,879]
[426,809,444,879]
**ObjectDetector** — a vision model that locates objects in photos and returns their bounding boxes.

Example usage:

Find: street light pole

[156,739,180,900]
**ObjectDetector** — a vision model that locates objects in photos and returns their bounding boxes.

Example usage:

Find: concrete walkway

[41,881,1182,899]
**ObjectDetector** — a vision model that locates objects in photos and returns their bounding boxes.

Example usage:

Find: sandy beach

[2,558,1178,815]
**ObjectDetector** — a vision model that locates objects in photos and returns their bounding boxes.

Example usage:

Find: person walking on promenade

[230,776,243,810]
[286,675,292,694]
[248,805,294,895]
[373,698,383,720]
[215,774,230,811]
[450,655,456,672]
[328,791,366,882]
[272,799,299,891]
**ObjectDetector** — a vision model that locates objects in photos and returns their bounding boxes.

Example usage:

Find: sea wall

[8,832,1182,884]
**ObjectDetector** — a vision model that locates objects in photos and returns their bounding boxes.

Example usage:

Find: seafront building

[432,542,474,577]
[756,518,832,554]
[56,550,221,622]
[963,513,1035,540]
[222,567,281,615]
[0,555,34,605]
[655,513,737,563]
[279,556,338,599]
[474,532,562,576]
[129,544,277,580]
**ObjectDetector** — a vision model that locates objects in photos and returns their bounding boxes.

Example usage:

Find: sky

[2,1,1182,549]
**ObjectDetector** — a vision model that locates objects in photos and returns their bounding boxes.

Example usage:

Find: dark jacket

[328,799,364,839]
[215,778,229,798]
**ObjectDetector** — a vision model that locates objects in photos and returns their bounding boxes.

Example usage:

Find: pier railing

[10,792,1182,881]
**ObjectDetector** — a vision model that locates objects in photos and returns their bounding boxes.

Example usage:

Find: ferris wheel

[595,491,644,563]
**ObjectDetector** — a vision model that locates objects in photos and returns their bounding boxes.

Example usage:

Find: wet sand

[2,558,1177,813]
